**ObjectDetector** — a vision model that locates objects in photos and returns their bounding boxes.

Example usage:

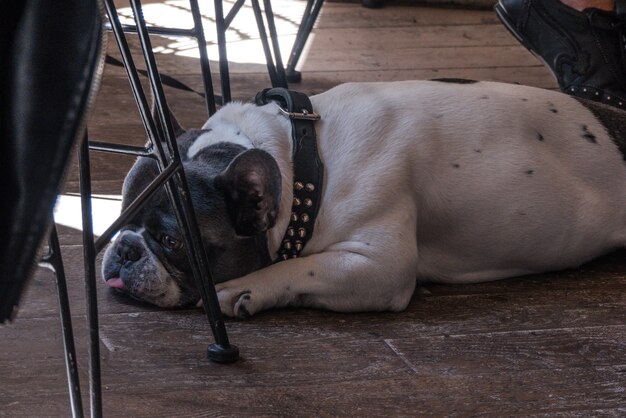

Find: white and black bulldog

[102,80,626,317]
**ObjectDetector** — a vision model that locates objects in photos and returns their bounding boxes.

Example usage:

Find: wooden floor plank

[4,311,624,416]
[110,35,539,74]
[297,23,520,51]
[313,3,502,29]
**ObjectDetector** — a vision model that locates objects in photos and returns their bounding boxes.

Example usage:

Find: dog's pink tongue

[106,277,127,290]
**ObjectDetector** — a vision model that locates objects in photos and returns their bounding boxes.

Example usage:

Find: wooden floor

[2,1,625,416]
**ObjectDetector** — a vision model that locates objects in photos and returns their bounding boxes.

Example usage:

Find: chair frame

[44,0,324,416]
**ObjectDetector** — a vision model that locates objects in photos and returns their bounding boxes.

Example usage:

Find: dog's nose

[118,245,141,263]
[114,230,145,263]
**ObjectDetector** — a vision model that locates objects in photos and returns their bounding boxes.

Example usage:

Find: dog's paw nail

[216,288,254,318]
[238,304,251,318]
[234,291,253,318]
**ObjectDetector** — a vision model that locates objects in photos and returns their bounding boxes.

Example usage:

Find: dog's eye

[161,234,183,250]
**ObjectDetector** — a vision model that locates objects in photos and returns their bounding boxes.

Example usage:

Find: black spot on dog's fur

[576,98,625,160]
[474,149,482,153]
[582,132,597,143]
[431,78,478,84]
[548,102,558,113]
[521,98,528,102]
[581,125,598,143]
[308,271,315,277]
[479,95,489,100]
[537,133,544,142]
[526,170,534,175]
[452,163,460,168]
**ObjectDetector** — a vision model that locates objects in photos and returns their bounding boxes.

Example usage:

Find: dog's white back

[189,80,626,316]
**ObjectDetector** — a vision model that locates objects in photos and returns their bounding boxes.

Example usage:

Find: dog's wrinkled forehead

[121,130,248,214]
[188,124,253,159]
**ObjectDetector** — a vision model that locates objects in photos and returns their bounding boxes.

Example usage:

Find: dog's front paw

[216,285,255,318]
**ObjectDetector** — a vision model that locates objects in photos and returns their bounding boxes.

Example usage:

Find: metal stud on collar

[569,86,625,107]
[276,178,320,260]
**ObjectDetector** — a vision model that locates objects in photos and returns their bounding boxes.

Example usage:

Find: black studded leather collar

[254,88,324,262]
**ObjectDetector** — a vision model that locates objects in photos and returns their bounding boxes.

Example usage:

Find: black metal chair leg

[189,0,218,115]
[262,0,288,88]
[286,0,325,83]
[101,0,238,362]
[250,0,288,88]
[130,0,239,362]
[41,224,85,418]
[78,134,104,418]
[214,0,232,103]
[103,0,164,143]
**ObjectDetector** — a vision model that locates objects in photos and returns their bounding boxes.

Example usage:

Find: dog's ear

[151,96,185,139]
[214,149,282,236]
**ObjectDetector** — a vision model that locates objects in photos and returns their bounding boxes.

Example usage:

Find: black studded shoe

[495,0,626,109]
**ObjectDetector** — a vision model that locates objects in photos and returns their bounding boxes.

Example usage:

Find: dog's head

[101,108,281,307]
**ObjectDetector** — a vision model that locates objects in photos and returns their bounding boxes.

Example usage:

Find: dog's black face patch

[430,78,479,84]
[576,98,626,160]
[102,137,274,308]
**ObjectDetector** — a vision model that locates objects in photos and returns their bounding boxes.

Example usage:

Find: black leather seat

[0,0,104,322]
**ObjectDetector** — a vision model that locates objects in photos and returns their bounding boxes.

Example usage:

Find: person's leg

[495,0,626,108]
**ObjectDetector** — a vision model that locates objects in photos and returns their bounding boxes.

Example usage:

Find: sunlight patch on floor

[114,0,314,67]
[54,194,122,237]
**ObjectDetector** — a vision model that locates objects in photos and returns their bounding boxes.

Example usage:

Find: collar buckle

[277,106,321,121]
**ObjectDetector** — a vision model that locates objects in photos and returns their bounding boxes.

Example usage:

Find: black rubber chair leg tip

[207,343,240,363]
[286,70,302,83]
